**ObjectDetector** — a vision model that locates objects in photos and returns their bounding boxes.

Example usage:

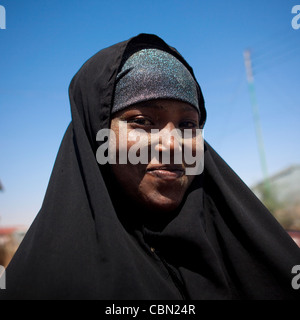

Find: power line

[246,26,300,74]
[252,46,300,74]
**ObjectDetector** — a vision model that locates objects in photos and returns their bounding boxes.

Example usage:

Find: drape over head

[1,34,299,300]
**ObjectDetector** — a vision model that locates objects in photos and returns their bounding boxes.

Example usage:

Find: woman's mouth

[146,165,185,180]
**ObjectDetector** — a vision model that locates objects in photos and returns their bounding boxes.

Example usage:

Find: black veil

[1,34,299,300]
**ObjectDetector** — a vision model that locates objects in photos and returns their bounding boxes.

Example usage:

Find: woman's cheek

[183,130,204,176]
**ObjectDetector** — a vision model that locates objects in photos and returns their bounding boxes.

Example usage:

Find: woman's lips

[146,166,185,180]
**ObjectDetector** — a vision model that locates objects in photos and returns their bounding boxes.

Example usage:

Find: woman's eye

[179,121,198,129]
[129,118,153,126]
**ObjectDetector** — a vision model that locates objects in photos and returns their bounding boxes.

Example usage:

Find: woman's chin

[141,194,183,213]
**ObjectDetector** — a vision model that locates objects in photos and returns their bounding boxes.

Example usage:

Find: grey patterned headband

[112,49,199,114]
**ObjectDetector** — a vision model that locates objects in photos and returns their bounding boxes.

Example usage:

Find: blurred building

[0,180,28,266]
[287,230,300,248]
[0,227,27,267]
[252,165,300,206]
[251,165,300,245]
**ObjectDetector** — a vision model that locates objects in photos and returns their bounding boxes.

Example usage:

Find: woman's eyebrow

[136,101,166,110]
[137,101,197,112]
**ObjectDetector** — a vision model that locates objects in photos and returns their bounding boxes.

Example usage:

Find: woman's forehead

[124,99,199,114]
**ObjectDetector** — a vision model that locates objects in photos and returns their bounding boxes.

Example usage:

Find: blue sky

[0,0,300,226]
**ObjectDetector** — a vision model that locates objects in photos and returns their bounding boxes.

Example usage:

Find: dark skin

[110,99,201,214]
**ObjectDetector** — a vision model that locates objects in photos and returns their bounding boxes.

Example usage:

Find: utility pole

[243,49,271,197]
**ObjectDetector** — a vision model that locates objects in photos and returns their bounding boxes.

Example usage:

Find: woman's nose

[153,123,182,163]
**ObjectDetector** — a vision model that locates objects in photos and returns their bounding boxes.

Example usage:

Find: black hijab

[1,34,299,300]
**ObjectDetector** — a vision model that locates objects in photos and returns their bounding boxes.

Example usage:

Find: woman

[1,33,299,300]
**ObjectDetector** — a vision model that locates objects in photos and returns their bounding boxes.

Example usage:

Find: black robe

[1,33,299,300]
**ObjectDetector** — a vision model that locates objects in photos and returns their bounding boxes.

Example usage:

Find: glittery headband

[112,49,199,114]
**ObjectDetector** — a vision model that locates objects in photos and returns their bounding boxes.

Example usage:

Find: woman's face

[110,99,201,213]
